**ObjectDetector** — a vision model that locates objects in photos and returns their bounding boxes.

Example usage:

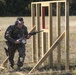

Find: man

[4,17,30,70]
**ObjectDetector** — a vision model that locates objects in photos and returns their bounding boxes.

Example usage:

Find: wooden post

[31,4,36,62]
[0,57,8,69]
[48,3,53,68]
[56,2,61,70]
[41,6,47,66]
[42,7,45,29]
[36,4,41,61]
[65,0,69,70]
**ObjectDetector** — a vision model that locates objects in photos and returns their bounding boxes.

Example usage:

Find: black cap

[17,17,23,21]
[15,17,24,25]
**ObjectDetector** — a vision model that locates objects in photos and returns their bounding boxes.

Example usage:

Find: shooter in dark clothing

[4,17,30,70]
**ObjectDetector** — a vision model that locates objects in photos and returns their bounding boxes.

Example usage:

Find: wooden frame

[30,0,69,73]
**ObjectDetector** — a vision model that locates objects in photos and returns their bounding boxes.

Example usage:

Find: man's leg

[8,45,16,68]
[17,44,25,69]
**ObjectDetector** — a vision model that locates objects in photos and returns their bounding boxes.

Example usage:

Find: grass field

[0,16,76,75]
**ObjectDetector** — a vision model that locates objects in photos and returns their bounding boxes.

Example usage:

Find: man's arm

[4,25,15,43]
[23,25,31,39]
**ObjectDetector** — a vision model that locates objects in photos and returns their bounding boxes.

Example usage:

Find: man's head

[17,17,23,21]
[15,17,24,29]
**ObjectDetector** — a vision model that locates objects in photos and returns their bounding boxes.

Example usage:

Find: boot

[15,66,22,71]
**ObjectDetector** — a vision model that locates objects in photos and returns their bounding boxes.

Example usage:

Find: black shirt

[4,25,28,43]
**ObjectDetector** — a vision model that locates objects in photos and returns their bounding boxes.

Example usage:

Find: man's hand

[15,40,21,44]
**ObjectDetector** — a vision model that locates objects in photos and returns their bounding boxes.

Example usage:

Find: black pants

[8,44,25,67]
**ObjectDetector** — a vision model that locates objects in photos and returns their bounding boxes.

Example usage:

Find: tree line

[0,0,76,16]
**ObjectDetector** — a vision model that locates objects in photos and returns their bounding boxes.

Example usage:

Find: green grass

[0,17,76,75]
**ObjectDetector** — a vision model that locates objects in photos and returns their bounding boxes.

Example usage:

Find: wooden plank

[29,31,65,74]
[0,56,8,67]
[31,4,36,62]
[29,25,36,62]
[0,66,5,70]
[42,29,48,33]
[65,0,69,70]
[41,2,49,7]
[29,25,36,33]
[42,7,45,29]
[48,3,53,68]
[31,4,35,27]
[16,71,59,75]
[42,32,47,66]
[36,4,41,61]
[56,2,61,70]
[15,72,25,75]
[31,1,65,5]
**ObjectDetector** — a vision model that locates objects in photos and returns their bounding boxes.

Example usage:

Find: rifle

[28,30,43,35]
[17,30,44,44]
[4,30,43,56]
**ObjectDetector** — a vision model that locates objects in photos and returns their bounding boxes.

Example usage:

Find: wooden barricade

[30,0,69,73]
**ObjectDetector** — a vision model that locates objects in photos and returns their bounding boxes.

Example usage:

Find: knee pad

[20,57,23,62]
